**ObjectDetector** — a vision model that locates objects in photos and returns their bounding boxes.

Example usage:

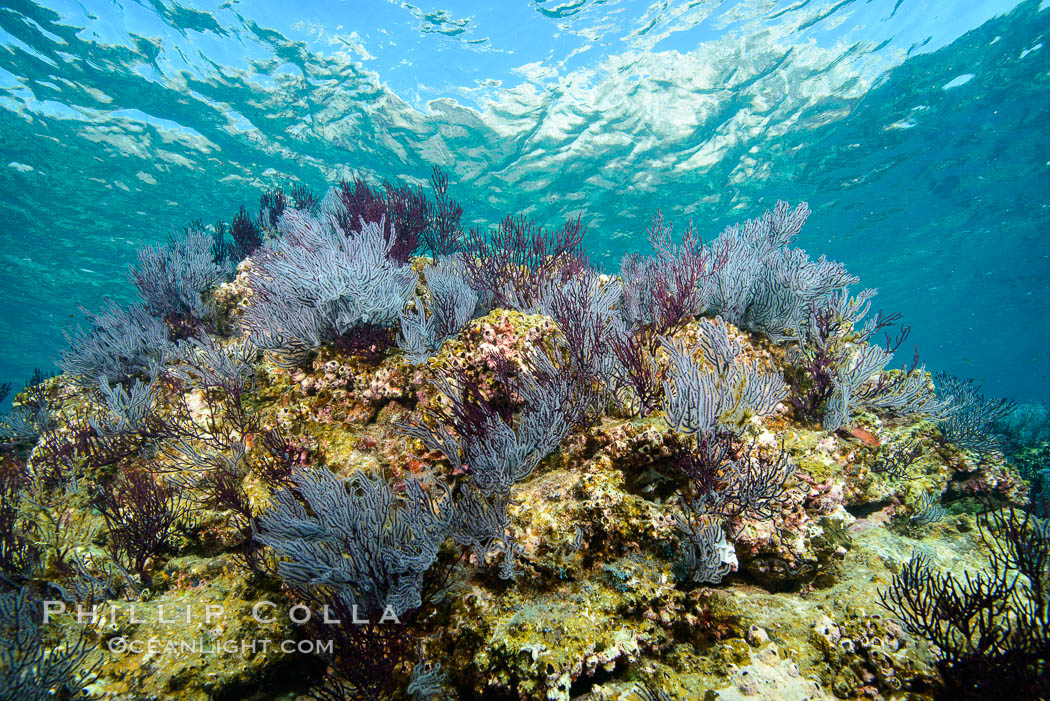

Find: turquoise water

[0,0,1047,402]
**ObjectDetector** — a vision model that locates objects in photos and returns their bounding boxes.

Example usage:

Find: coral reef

[2,182,1042,701]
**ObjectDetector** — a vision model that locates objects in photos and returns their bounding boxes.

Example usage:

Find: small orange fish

[838,426,881,447]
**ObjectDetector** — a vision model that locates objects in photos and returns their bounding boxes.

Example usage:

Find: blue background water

[0,0,1047,402]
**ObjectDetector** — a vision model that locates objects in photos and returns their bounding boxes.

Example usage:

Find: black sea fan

[878,506,1050,699]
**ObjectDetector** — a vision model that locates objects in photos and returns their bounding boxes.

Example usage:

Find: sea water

[0,0,1047,401]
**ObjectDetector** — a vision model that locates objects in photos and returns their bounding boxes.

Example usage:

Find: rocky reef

[0,178,1044,700]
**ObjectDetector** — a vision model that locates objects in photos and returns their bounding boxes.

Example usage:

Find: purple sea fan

[609,323,664,416]
[705,201,862,343]
[661,333,788,438]
[675,512,737,585]
[130,223,232,332]
[259,187,288,230]
[878,506,1050,700]
[0,586,100,698]
[463,212,588,310]
[819,342,949,432]
[241,210,417,364]
[671,433,795,523]
[788,289,939,429]
[935,373,1016,452]
[422,165,464,257]
[332,177,430,264]
[227,205,263,261]
[622,212,726,334]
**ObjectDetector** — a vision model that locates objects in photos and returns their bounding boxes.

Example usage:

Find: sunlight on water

[0,0,1047,401]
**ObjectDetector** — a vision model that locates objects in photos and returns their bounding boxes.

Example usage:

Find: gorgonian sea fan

[788,290,947,431]
[529,270,622,394]
[397,254,480,365]
[60,300,174,387]
[399,346,600,499]
[256,468,453,619]
[661,326,788,438]
[130,223,232,332]
[333,168,463,263]
[935,373,1017,452]
[241,210,417,364]
[463,212,588,310]
[228,205,264,261]
[878,507,1050,700]
[621,212,726,334]
[0,586,100,699]
[704,201,865,344]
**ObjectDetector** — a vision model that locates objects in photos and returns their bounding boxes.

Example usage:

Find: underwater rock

[7,193,1039,701]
